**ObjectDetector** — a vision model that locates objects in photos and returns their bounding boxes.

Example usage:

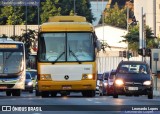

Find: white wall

[95,25,128,48]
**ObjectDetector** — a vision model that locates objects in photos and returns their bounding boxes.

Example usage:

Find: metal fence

[97,56,150,73]
[0,25,38,37]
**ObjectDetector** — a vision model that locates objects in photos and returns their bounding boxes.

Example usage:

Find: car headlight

[28,82,33,86]
[143,81,151,85]
[115,79,124,86]
[104,82,108,86]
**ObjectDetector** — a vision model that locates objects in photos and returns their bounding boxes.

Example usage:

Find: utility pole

[139,7,144,61]
[127,7,129,61]
[74,0,76,15]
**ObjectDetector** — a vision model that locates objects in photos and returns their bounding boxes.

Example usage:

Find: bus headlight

[40,74,51,80]
[115,79,124,86]
[143,81,151,85]
[82,74,93,80]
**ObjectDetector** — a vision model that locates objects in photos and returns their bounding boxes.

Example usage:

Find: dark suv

[112,61,153,99]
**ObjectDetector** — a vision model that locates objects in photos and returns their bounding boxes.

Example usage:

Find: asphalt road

[0,91,160,114]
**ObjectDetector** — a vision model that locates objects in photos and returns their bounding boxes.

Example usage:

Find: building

[134,0,160,38]
[95,25,128,57]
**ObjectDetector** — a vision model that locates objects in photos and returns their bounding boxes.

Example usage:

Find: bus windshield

[39,32,94,62]
[0,52,24,74]
[0,44,24,74]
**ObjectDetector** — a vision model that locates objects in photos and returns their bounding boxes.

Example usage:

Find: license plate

[62,86,72,90]
[128,87,138,90]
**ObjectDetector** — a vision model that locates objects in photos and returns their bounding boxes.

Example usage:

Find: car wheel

[148,91,153,99]
[113,94,118,98]
[100,93,103,96]
[113,90,118,98]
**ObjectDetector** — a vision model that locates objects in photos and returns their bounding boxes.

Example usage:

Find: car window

[97,74,102,80]
[104,72,109,80]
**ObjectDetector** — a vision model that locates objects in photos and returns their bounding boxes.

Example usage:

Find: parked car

[99,71,110,96]
[26,69,37,89]
[112,61,153,99]
[25,72,34,93]
[106,69,116,96]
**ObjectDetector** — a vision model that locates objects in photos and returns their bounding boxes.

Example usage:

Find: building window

[159,4,160,9]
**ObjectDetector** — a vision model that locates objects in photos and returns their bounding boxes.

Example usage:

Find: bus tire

[12,89,21,96]
[41,91,49,98]
[82,90,95,97]
[6,91,12,96]
[88,90,95,97]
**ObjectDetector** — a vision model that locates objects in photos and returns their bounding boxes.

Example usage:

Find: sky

[90,1,108,26]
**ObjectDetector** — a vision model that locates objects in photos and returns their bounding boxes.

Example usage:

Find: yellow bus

[37,16,101,97]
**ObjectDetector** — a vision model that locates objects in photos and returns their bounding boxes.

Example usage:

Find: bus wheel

[6,91,12,96]
[88,90,95,97]
[41,91,49,98]
[12,89,21,96]
[82,91,87,97]
[51,92,57,97]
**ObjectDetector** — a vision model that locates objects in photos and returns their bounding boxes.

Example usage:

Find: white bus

[0,38,25,96]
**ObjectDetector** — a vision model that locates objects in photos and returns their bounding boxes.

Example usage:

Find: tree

[40,0,61,23]
[0,6,24,25]
[58,0,95,23]
[102,3,127,28]
[122,25,157,52]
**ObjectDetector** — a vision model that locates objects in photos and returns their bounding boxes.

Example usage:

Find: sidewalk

[153,76,160,96]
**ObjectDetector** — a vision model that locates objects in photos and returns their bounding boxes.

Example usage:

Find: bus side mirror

[96,40,101,52]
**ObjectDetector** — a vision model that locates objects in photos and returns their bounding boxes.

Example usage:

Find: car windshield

[26,73,31,79]
[117,63,149,74]
[27,71,37,79]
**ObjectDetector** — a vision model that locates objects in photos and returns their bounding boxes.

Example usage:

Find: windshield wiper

[52,51,65,64]
[69,46,81,64]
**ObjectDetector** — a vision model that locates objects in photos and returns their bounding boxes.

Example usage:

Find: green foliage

[10,29,38,58]
[0,6,24,25]
[40,0,61,23]
[101,3,127,29]
[0,0,94,25]
[123,25,158,51]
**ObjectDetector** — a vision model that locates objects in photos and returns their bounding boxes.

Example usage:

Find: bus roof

[40,16,94,32]
[40,22,94,32]
[0,38,24,44]
[48,16,87,22]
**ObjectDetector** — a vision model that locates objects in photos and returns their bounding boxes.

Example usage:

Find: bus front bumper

[38,80,96,91]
